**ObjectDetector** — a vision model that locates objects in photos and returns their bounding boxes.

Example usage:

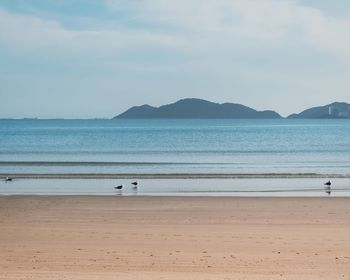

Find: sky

[1,0,350,118]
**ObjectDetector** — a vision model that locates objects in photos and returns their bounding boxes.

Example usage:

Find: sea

[1,119,350,196]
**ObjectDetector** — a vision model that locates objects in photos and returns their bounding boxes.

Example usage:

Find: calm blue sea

[1,119,350,175]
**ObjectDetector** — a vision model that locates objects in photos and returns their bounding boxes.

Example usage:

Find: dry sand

[0,196,350,280]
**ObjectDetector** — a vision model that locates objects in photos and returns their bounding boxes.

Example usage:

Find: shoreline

[2,176,350,197]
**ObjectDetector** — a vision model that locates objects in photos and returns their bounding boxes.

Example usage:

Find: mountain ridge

[115,99,350,119]
[114,98,282,119]
[288,102,350,119]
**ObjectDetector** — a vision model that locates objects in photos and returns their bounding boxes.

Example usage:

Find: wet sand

[1,196,350,279]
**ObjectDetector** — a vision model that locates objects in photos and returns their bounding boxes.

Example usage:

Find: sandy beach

[1,196,350,280]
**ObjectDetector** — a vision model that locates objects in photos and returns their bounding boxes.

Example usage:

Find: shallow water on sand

[1,178,350,197]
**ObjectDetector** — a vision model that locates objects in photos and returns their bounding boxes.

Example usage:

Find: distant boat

[5,177,13,182]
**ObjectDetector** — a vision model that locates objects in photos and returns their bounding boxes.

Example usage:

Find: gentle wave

[2,173,350,179]
[1,161,350,169]
[0,149,348,154]
[0,161,204,166]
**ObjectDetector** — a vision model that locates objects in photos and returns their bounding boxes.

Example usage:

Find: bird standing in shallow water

[324,180,331,188]
[114,184,123,191]
[324,180,331,195]
[5,177,13,182]
[131,181,139,189]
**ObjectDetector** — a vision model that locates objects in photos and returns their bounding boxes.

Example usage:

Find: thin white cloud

[105,0,350,59]
[0,7,186,57]
[2,1,350,60]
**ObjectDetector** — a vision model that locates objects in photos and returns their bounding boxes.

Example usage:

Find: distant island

[114,98,282,119]
[114,99,350,119]
[288,102,350,119]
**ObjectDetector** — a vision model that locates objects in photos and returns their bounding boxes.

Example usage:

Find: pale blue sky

[1,0,350,118]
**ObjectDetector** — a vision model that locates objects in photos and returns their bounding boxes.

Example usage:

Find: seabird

[5,177,13,182]
[114,184,123,190]
[324,181,332,190]
[131,181,139,189]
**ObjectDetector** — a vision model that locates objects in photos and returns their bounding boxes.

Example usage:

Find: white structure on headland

[328,106,332,116]
[328,105,350,118]
[328,106,350,118]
